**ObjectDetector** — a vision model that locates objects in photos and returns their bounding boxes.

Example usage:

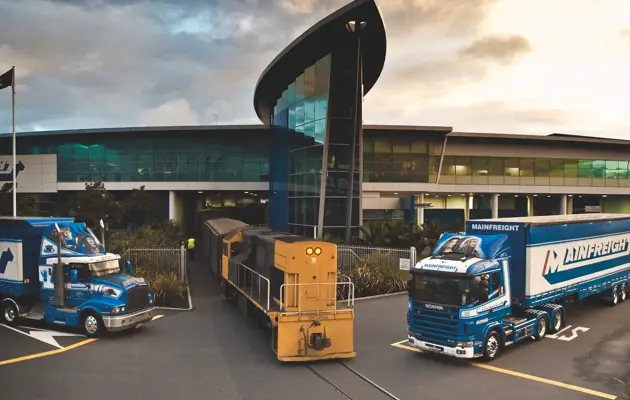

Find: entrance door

[66,263,91,307]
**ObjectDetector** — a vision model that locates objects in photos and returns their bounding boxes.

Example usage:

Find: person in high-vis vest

[187,237,196,261]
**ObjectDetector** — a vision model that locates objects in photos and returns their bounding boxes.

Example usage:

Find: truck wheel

[1,300,19,325]
[482,331,501,361]
[534,316,548,340]
[549,309,563,333]
[621,283,627,302]
[611,285,619,306]
[81,311,104,338]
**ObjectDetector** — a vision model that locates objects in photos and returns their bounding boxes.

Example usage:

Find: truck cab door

[67,264,91,307]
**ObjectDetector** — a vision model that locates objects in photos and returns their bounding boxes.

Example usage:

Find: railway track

[306,360,401,400]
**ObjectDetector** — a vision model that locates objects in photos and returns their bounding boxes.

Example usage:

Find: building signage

[0,154,57,193]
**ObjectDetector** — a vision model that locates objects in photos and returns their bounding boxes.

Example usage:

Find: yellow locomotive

[202,218,356,362]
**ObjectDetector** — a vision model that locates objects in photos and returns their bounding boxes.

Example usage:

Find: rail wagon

[202,218,356,362]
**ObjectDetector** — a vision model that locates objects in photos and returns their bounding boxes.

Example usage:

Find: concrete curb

[354,291,407,302]
[155,283,194,312]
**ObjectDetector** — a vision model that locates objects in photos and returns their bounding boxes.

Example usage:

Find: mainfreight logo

[422,263,458,271]
[564,238,629,265]
[470,223,519,232]
[542,237,630,284]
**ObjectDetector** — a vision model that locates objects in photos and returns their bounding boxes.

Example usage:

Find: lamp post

[344,20,367,244]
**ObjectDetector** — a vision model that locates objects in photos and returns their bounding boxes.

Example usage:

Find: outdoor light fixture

[345,20,367,33]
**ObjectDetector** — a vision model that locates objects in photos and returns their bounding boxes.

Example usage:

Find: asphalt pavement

[2,260,630,400]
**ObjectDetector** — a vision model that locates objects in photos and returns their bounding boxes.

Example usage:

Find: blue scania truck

[407,213,630,360]
[0,217,156,337]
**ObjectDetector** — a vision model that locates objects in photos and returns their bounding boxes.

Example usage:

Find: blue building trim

[269,125,289,232]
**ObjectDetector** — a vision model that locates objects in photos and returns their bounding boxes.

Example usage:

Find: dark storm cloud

[458,35,532,64]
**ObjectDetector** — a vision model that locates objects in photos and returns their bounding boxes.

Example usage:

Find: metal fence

[122,246,187,282]
[337,244,417,276]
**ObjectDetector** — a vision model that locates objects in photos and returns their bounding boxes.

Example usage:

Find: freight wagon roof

[205,218,250,235]
[472,213,630,226]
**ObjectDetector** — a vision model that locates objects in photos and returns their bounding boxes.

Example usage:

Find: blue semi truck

[407,213,630,360]
[0,217,156,337]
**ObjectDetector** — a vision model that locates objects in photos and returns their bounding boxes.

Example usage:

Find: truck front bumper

[103,307,157,332]
[407,335,475,359]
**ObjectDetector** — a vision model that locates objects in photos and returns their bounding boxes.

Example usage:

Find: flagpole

[11,65,16,217]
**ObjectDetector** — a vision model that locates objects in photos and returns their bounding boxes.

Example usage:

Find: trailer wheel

[81,310,104,338]
[549,309,563,333]
[482,331,501,361]
[534,316,548,340]
[621,283,627,302]
[611,285,619,306]
[1,299,19,326]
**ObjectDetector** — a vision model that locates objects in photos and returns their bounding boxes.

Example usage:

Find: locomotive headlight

[314,247,322,255]
[306,247,314,255]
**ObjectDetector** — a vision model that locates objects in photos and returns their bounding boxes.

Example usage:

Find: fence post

[410,246,416,269]
[180,244,186,282]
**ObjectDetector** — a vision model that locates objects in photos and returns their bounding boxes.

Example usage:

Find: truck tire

[549,309,563,333]
[621,283,627,302]
[81,310,104,338]
[482,331,501,361]
[610,285,619,306]
[534,315,548,340]
[1,299,19,326]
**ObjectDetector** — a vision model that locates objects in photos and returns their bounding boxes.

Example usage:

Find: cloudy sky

[0,0,628,138]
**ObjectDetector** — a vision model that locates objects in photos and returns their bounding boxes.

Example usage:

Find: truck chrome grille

[410,301,459,347]
[126,285,149,312]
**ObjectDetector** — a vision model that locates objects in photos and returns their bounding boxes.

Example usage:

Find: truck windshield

[411,273,484,306]
[89,259,121,277]
[434,236,481,258]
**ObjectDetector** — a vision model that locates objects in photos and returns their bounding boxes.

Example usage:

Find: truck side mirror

[126,260,132,274]
[70,268,79,284]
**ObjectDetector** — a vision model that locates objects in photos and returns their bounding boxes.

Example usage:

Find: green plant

[134,266,186,304]
[338,252,409,299]
[107,220,184,255]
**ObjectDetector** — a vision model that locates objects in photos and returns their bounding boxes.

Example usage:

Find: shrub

[134,265,187,306]
[107,220,184,255]
[338,252,409,299]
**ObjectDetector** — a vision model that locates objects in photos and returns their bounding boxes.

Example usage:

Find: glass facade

[1,131,270,183]
[439,156,630,186]
[363,136,435,183]
[270,54,332,236]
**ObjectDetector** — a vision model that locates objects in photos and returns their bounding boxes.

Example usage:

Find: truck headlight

[457,341,473,348]
[112,306,126,314]
[148,292,154,305]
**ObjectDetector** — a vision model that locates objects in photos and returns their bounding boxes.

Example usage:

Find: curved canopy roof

[253,0,387,125]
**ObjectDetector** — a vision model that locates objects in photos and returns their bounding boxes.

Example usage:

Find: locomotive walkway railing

[227,260,271,312]
[278,282,355,316]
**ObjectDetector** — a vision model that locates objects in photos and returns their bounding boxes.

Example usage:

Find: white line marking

[0,324,83,349]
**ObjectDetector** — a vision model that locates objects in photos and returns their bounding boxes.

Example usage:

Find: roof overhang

[253,0,387,125]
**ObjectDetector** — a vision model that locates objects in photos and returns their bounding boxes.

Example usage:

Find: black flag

[0,68,13,91]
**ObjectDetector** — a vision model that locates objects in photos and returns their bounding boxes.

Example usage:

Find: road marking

[152,314,164,321]
[391,340,617,399]
[0,324,84,349]
[546,325,590,341]
[0,338,97,367]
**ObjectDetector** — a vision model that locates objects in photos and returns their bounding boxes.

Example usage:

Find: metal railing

[228,260,271,312]
[337,244,416,275]
[279,282,355,316]
[122,245,187,282]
